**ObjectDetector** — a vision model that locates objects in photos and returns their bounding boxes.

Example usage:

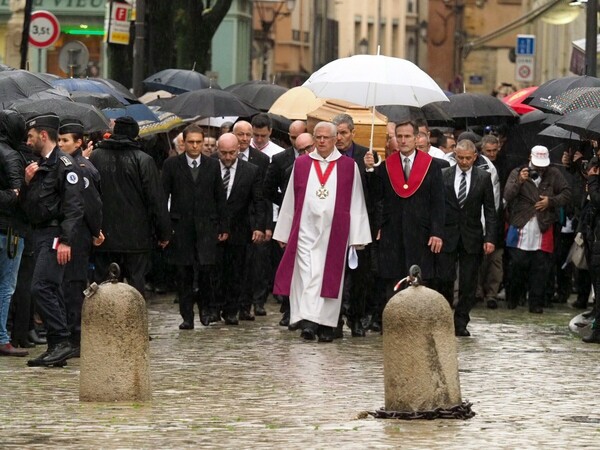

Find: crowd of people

[1,103,599,367]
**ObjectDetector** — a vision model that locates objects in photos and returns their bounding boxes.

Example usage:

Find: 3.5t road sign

[29,10,60,49]
[515,34,536,83]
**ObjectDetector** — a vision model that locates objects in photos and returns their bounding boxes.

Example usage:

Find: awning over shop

[570,35,600,75]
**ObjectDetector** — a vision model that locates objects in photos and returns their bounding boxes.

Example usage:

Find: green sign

[0,0,106,16]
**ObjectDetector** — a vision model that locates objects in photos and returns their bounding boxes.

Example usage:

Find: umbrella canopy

[195,116,238,128]
[502,86,538,115]
[89,77,133,98]
[102,103,162,123]
[268,86,325,120]
[547,87,600,115]
[538,124,580,142]
[138,111,184,138]
[138,90,174,104]
[0,70,55,107]
[303,54,448,108]
[438,93,519,127]
[70,91,124,109]
[524,75,600,111]
[159,89,259,119]
[51,78,134,105]
[554,108,600,139]
[519,109,548,125]
[376,103,453,126]
[224,80,288,112]
[143,69,221,94]
[10,98,110,133]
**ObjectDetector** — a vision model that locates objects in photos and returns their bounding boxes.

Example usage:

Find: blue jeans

[0,232,24,344]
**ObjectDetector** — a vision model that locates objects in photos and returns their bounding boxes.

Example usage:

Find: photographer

[504,146,571,313]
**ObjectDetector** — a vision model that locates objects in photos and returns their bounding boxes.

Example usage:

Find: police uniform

[20,113,84,366]
[59,119,102,351]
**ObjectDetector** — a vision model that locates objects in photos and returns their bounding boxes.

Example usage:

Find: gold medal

[316,185,329,199]
[403,183,409,189]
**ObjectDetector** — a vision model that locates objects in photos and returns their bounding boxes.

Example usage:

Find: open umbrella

[538,124,580,142]
[224,80,288,112]
[268,86,325,120]
[524,75,600,111]
[143,69,221,94]
[159,89,259,119]
[547,87,600,115]
[138,90,174,104]
[90,78,133,98]
[51,78,135,105]
[102,103,163,123]
[554,108,600,139]
[10,98,110,133]
[138,111,184,138]
[0,70,55,107]
[376,103,453,126]
[502,86,538,115]
[71,91,124,109]
[438,93,519,127]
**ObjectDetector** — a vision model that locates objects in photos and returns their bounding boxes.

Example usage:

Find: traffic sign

[515,55,534,83]
[516,34,536,56]
[29,10,60,49]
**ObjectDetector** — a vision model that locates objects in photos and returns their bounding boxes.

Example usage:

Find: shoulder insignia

[66,172,79,185]
[79,164,86,167]
[60,155,72,167]
[83,176,90,189]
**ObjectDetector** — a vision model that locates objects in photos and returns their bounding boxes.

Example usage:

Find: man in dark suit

[233,120,271,320]
[162,124,229,329]
[439,139,496,337]
[216,133,265,325]
[365,120,445,329]
[264,132,313,326]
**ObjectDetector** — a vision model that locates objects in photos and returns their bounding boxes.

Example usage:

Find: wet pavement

[1,293,599,449]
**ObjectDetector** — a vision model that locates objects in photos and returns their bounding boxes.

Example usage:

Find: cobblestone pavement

[1,293,599,449]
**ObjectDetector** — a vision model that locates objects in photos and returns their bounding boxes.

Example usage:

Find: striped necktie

[458,171,467,208]
[222,167,231,195]
[403,157,411,180]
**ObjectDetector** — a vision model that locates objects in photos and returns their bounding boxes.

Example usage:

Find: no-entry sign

[29,10,60,49]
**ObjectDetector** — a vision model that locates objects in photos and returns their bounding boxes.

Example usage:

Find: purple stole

[274,154,355,299]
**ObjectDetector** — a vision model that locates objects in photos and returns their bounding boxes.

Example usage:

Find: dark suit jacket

[225,159,265,246]
[263,147,296,207]
[441,165,496,254]
[161,153,228,266]
[244,146,273,230]
[370,150,445,280]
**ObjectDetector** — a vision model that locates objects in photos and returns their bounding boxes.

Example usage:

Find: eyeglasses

[314,135,334,141]
[298,144,313,152]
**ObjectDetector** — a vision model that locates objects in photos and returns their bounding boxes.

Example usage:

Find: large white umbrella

[303,54,448,155]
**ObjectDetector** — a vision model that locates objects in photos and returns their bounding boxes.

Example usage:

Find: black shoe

[279,313,290,327]
[288,321,301,331]
[369,321,382,332]
[455,327,471,337]
[223,315,239,325]
[28,329,46,345]
[239,310,255,321]
[529,306,543,314]
[572,299,589,309]
[173,296,179,304]
[486,299,498,309]
[199,315,210,327]
[179,321,194,330]
[583,330,600,344]
[300,327,316,340]
[350,320,366,337]
[27,342,73,367]
[318,326,334,343]
[254,305,267,316]
[68,346,81,358]
[206,313,220,324]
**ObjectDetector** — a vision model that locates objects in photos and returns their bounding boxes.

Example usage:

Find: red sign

[29,10,60,49]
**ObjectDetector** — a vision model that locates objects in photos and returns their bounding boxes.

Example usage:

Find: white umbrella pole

[370,46,382,166]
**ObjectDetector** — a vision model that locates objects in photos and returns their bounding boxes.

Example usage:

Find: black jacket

[90,134,171,252]
[0,110,27,234]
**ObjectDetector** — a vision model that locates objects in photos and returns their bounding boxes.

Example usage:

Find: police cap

[25,112,60,131]
[59,118,85,135]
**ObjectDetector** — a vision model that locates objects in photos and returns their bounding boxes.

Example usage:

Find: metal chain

[364,401,475,420]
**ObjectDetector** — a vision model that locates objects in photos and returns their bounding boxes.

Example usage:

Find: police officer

[57,119,104,356]
[20,113,84,367]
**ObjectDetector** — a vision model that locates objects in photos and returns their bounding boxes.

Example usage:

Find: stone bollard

[382,272,462,414]
[79,269,151,402]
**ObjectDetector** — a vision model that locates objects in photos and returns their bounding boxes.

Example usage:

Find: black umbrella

[538,125,580,142]
[524,75,600,111]
[143,69,221,94]
[10,98,110,133]
[71,91,124,109]
[519,109,547,125]
[90,77,134,98]
[224,81,288,112]
[376,103,453,126]
[554,108,600,139]
[0,70,55,107]
[160,89,259,119]
[438,93,518,127]
[546,87,600,115]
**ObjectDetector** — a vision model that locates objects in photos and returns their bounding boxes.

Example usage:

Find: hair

[36,127,58,142]
[438,134,455,148]
[395,120,418,135]
[414,118,429,130]
[481,134,499,147]
[313,121,337,137]
[416,132,429,142]
[182,124,204,140]
[331,113,354,130]
[457,139,477,153]
[251,113,272,130]
[68,132,84,143]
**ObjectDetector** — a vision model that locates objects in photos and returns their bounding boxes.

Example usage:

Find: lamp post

[255,0,296,81]
[585,0,598,76]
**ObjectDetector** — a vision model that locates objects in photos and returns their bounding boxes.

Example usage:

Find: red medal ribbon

[386,151,432,198]
[313,159,336,186]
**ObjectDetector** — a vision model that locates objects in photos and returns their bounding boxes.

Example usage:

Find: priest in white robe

[273,121,372,342]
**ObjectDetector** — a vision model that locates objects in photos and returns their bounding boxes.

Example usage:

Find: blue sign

[516,35,536,55]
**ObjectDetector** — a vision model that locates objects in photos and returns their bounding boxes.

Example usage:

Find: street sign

[105,1,132,45]
[29,10,60,49]
[515,35,535,83]
[516,35,536,56]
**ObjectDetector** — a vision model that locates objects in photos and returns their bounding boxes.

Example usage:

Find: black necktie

[191,160,197,168]
[222,167,230,195]
[403,157,411,180]
[458,171,467,208]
